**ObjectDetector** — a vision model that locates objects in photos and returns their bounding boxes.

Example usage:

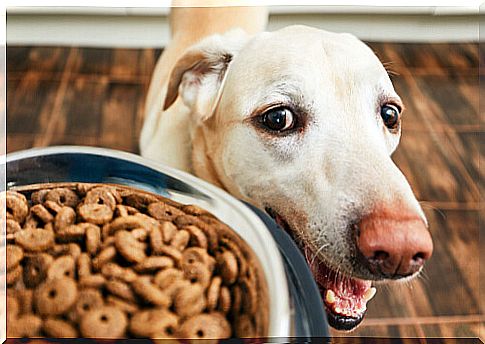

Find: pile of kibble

[3,183,268,339]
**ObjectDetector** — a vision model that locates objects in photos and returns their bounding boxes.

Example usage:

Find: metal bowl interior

[4,145,292,338]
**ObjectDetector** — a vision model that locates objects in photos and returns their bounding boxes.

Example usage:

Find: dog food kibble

[3,184,268,339]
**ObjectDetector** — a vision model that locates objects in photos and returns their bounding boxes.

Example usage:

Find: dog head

[164,25,433,330]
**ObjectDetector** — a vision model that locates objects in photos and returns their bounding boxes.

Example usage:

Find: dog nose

[356,211,433,278]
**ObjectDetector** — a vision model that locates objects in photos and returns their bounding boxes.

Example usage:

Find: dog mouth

[265,207,376,331]
[309,249,375,331]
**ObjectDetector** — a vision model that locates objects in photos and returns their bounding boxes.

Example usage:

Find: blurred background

[5,4,484,341]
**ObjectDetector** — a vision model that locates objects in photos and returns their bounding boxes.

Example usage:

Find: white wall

[6,6,481,46]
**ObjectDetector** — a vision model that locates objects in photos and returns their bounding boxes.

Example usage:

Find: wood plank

[100,82,140,152]
[6,133,35,153]
[362,314,484,327]
[430,43,477,71]
[76,47,113,76]
[366,42,479,75]
[415,75,479,126]
[394,73,479,128]
[390,43,443,72]
[46,133,99,147]
[386,76,424,128]
[61,77,108,138]
[335,324,421,338]
[138,48,162,78]
[393,130,479,203]
[111,49,141,79]
[32,48,79,147]
[479,211,485,322]
[6,73,60,135]
[451,131,483,199]
[333,322,484,342]
[5,78,19,110]
[6,46,31,73]
[384,73,480,134]
[457,43,480,67]
[421,209,480,316]
[481,75,485,125]
[6,46,70,77]
[7,71,147,84]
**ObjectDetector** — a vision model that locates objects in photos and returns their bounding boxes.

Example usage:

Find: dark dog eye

[261,107,295,132]
[380,104,400,129]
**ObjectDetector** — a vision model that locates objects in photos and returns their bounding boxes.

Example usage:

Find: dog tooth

[363,287,377,302]
[325,289,336,304]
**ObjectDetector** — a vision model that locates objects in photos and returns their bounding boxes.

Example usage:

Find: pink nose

[356,208,433,278]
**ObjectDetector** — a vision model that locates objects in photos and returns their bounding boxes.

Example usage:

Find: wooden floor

[6,43,484,342]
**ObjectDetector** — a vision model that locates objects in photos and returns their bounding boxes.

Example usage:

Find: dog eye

[380,104,400,129]
[260,107,295,132]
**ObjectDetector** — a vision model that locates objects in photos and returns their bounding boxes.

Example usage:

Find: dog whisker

[402,278,415,289]
[416,269,431,285]
[419,201,447,220]
[309,243,329,268]
[382,61,400,76]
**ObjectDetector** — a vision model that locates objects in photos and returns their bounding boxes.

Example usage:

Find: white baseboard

[6,11,480,47]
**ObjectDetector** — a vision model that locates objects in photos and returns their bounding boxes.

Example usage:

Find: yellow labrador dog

[140,2,433,331]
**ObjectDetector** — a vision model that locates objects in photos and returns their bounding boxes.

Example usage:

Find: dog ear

[163,29,249,121]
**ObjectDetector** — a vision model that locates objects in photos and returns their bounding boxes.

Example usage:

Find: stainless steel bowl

[4,146,329,338]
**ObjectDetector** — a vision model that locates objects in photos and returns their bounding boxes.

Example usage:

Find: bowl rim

[5,145,292,337]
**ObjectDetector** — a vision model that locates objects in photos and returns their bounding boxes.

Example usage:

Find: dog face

[164,25,433,330]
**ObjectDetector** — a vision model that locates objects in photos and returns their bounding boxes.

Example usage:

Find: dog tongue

[304,246,375,318]
[266,208,376,318]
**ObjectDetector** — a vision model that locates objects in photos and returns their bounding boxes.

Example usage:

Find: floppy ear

[163,29,249,122]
